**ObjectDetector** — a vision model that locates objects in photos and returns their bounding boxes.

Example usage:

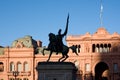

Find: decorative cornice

[66,27,120,41]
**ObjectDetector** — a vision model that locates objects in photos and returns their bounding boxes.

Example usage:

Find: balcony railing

[7,71,31,76]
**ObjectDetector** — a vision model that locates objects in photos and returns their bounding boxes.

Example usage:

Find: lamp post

[13,71,19,80]
[90,72,93,80]
[84,74,86,80]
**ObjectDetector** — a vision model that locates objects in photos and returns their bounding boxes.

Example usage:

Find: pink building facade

[0,28,120,80]
[66,27,120,80]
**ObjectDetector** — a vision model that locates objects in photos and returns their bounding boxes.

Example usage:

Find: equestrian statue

[42,14,78,62]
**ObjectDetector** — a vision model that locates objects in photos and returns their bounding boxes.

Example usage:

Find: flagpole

[100,0,103,27]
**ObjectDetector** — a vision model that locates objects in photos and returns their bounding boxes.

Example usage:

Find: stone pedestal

[36,62,77,80]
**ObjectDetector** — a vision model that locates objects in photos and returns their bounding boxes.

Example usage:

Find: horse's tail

[69,45,79,56]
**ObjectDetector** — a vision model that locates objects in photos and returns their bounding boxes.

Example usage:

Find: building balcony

[7,71,31,76]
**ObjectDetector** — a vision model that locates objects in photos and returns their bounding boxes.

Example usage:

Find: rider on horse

[42,14,78,62]
[56,28,67,54]
[49,15,69,55]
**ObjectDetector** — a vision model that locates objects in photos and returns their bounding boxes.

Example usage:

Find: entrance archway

[95,62,109,80]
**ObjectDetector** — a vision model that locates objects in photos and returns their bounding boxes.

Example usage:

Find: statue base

[36,62,77,80]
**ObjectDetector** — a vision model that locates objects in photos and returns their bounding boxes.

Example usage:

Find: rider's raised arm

[62,14,69,36]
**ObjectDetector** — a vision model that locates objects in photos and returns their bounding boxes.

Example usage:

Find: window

[103,47,107,52]
[17,62,22,72]
[9,78,14,80]
[17,78,22,80]
[108,44,111,52]
[0,62,4,72]
[10,62,14,71]
[85,63,90,72]
[114,63,118,73]
[92,43,112,53]
[24,62,29,72]
[92,44,95,52]
[103,44,108,52]
[99,47,103,53]
[95,47,99,53]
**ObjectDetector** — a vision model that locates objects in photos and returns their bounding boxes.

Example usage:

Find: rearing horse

[42,14,78,62]
[42,33,78,62]
[42,41,78,62]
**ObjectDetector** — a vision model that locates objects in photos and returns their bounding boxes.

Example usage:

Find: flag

[101,4,103,13]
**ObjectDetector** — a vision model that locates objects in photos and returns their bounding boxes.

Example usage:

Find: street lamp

[13,71,19,80]
[90,72,93,80]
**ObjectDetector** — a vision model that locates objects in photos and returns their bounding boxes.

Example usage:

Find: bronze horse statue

[42,33,78,62]
[42,14,78,62]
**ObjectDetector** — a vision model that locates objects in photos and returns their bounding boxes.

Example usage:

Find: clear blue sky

[0,0,120,47]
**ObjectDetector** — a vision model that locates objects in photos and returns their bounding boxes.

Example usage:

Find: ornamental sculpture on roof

[11,35,38,48]
[42,14,78,62]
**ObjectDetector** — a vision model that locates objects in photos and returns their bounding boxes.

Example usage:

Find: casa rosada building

[0,27,120,80]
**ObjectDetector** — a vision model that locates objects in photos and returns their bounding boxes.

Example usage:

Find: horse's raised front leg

[42,48,49,56]
[47,51,52,62]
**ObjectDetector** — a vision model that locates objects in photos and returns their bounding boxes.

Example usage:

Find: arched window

[108,43,111,52]
[17,62,22,72]
[103,44,107,52]
[0,62,4,72]
[99,44,103,53]
[85,63,90,72]
[92,44,95,52]
[24,62,29,72]
[96,44,99,53]
[10,62,14,71]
